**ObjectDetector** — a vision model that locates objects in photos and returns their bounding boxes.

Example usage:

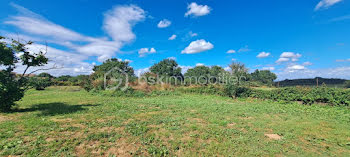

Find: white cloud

[315,0,342,11]
[168,34,177,40]
[138,47,156,57]
[196,63,204,66]
[189,31,198,37]
[276,58,290,63]
[5,4,146,76]
[287,65,306,71]
[277,66,350,80]
[103,5,145,42]
[185,2,211,17]
[262,67,275,71]
[276,52,302,63]
[238,45,250,52]
[181,39,214,54]
[227,49,236,54]
[257,52,270,58]
[336,59,350,62]
[330,14,350,22]
[231,58,237,61]
[135,67,150,77]
[167,56,176,60]
[303,62,313,66]
[157,19,171,28]
[11,44,94,76]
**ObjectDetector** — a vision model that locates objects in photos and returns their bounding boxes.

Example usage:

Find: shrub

[29,77,52,90]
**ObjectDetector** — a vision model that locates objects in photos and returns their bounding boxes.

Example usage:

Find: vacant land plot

[1,86,350,156]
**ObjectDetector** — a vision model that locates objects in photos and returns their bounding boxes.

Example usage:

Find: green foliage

[37,73,54,79]
[0,71,24,111]
[29,77,52,90]
[0,36,48,111]
[149,59,183,83]
[90,58,135,91]
[184,65,211,84]
[248,86,350,106]
[344,81,350,88]
[251,69,277,85]
[224,83,251,98]
[227,62,250,86]
[176,85,225,96]
[184,65,225,85]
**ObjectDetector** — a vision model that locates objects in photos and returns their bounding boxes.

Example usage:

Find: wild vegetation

[1,86,350,156]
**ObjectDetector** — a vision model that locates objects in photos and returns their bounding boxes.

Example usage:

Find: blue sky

[1,0,350,79]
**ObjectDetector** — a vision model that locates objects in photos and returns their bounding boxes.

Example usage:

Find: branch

[27,64,61,76]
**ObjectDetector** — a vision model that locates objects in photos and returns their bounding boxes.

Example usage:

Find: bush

[248,86,350,106]
[224,83,250,98]
[0,71,24,111]
[29,77,52,90]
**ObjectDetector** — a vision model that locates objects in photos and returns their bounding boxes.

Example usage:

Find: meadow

[1,86,350,156]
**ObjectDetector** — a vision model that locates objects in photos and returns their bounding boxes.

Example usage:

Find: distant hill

[275,77,348,87]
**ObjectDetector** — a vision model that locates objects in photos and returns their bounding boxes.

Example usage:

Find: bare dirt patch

[0,115,11,123]
[227,122,236,127]
[264,134,282,140]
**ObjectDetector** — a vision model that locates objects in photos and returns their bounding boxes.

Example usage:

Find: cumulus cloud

[185,2,211,17]
[227,49,236,54]
[315,0,342,11]
[157,19,171,28]
[181,39,214,54]
[287,64,306,71]
[257,52,270,58]
[138,47,156,57]
[168,34,177,40]
[262,67,275,71]
[5,3,146,75]
[276,52,302,63]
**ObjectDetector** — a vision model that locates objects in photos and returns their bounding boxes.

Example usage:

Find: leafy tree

[0,36,48,111]
[29,77,52,90]
[56,75,72,82]
[37,72,54,79]
[91,58,135,90]
[209,66,225,83]
[228,62,250,86]
[224,62,250,98]
[149,59,183,84]
[344,81,350,88]
[251,69,277,85]
[184,65,210,84]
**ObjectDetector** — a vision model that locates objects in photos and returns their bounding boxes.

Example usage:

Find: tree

[224,62,250,98]
[91,58,135,90]
[149,59,183,84]
[37,72,54,79]
[0,36,48,111]
[344,81,350,88]
[209,66,225,83]
[251,69,277,85]
[29,77,52,90]
[228,62,249,86]
[184,65,210,85]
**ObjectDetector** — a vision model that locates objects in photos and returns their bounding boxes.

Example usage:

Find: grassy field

[1,86,350,156]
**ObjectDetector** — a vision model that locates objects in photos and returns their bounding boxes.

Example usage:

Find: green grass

[1,86,350,156]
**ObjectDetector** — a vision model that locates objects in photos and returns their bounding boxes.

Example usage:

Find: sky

[0,0,350,80]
